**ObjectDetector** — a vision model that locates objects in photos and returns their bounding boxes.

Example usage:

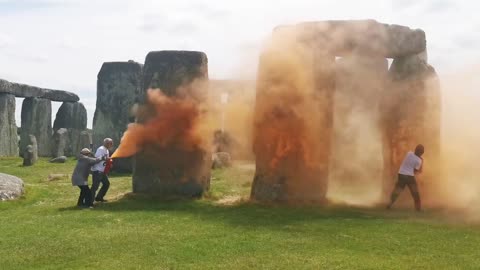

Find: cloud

[0,0,74,13]
[0,33,12,48]
[424,0,455,12]
[26,54,49,63]
[391,0,455,15]
[137,12,169,32]
[169,21,200,35]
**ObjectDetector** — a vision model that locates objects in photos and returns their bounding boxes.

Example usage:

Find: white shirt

[398,152,422,176]
[92,146,109,172]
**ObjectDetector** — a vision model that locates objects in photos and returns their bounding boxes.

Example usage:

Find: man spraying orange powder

[387,144,425,211]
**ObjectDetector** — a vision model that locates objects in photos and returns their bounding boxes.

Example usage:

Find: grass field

[1,157,480,269]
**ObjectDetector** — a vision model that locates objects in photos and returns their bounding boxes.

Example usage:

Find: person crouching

[72,148,105,208]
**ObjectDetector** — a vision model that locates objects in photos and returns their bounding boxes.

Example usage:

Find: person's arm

[414,158,423,174]
[79,154,104,165]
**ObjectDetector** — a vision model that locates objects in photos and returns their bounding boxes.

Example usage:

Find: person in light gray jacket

[72,148,105,208]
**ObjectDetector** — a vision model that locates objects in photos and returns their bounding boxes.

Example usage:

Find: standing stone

[23,145,35,166]
[329,55,388,202]
[20,97,52,157]
[52,128,69,157]
[93,61,142,172]
[212,152,232,169]
[52,102,88,157]
[380,51,441,204]
[133,51,211,197]
[251,29,335,203]
[67,129,86,156]
[22,135,38,166]
[0,94,18,156]
[78,130,92,154]
[53,102,87,130]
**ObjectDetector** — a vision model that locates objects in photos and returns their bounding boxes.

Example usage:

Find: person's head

[103,138,114,150]
[80,148,92,156]
[414,144,425,157]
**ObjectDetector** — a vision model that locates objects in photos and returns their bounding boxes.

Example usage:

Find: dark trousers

[91,171,110,201]
[77,185,93,207]
[389,174,421,210]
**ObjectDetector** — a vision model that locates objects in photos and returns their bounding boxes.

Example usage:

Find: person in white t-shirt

[91,138,113,203]
[387,144,424,211]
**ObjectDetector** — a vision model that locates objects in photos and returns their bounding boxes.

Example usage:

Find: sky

[0,0,479,128]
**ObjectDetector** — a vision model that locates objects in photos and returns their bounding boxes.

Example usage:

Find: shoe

[95,199,108,202]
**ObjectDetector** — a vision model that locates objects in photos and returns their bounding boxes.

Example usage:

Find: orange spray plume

[112,89,204,158]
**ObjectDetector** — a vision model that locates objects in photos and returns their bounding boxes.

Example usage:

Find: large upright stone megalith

[133,51,211,197]
[0,93,18,156]
[52,101,88,157]
[23,135,38,166]
[93,61,142,172]
[52,128,69,158]
[251,28,335,203]
[53,102,87,130]
[380,51,441,203]
[20,97,52,157]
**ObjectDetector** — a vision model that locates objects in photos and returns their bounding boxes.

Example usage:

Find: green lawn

[1,158,479,269]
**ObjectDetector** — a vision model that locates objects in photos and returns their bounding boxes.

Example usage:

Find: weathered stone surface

[93,61,142,172]
[112,157,132,173]
[276,20,426,58]
[51,129,92,157]
[23,135,38,166]
[47,173,69,181]
[52,128,68,157]
[69,129,91,156]
[50,156,67,163]
[380,52,441,203]
[212,152,232,169]
[0,78,79,102]
[53,102,87,130]
[23,145,35,166]
[329,55,388,202]
[212,130,235,154]
[251,36,334,204]
[78,130,92,154]
[52,102,89,157]
[0,93,18,156]
[20,98,52,157]
[141,51,208,97]
[133,51,211,197]
[0,173,24,200]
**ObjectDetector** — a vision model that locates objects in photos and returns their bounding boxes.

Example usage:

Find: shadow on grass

[58,205,93,211]
[81,193,399,229]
